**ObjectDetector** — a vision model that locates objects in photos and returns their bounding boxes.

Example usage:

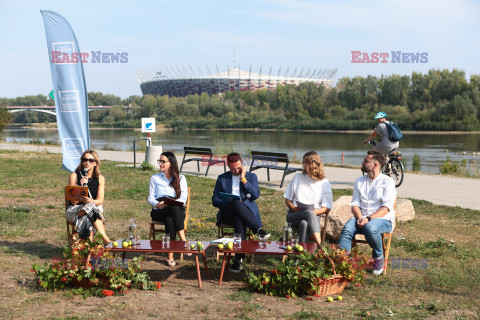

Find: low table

[107,240,210,287]
[216,240,318,285]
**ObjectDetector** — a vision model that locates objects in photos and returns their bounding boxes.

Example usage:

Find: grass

[0,149,479,319]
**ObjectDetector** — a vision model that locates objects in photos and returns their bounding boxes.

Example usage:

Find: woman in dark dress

[65,149,110,244]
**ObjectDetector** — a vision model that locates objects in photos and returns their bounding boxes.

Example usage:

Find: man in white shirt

[338,150,396,275]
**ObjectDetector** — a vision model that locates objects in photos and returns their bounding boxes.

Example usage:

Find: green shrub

[439,156,459,174]
[412,154,421,171]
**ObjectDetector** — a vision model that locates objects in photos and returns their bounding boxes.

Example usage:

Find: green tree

[0,105,12,131]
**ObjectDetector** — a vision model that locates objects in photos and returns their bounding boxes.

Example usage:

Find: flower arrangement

[31,235,160,297]
[244,245,368,298]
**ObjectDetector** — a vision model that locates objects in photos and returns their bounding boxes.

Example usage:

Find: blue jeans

[338,217,392,259]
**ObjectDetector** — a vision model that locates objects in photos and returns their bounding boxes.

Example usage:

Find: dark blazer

[212,171,261,227]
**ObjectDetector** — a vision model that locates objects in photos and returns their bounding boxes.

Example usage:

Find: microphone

[82,168,89,186]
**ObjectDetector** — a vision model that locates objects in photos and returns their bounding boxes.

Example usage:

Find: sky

[0,0,479,99]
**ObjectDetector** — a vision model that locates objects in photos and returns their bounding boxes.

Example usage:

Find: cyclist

[363,112,399,157]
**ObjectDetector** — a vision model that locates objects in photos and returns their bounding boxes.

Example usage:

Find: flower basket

[313,255,349,297]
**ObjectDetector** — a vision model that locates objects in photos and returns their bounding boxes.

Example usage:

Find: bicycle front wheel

[390,159,404,187]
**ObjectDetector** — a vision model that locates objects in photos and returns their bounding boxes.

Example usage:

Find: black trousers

[220,200,261,260]
[151,205,185,241]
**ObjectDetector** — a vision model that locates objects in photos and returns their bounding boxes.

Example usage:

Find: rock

[395,198,415,223]
[325,196,353,241]
[325,196,416,241]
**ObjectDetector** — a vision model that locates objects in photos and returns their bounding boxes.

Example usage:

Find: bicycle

[367,140,404,187]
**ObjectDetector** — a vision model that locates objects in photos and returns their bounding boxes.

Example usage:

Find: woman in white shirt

[284,151,333,247]
[148,151,188,266]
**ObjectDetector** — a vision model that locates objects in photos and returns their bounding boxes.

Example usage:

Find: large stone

[395,198,415,223]
[325,196,416,241]
[325,196,353,241]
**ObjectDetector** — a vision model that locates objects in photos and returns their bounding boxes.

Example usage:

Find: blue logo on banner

[59,90,80,112]
[63,138,84,159]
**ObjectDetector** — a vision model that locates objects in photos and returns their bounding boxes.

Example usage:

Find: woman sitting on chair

[284,151,333,248]
[148,151,188,267]
[66,149,111,245]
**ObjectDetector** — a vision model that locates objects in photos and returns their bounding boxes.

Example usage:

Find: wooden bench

[179,147,226,177]
[249,151,302,188]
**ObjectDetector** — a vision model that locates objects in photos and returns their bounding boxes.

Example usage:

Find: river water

[2,127,480,174]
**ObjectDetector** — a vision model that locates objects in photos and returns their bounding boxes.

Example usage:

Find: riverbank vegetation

[1,150,479,319]
[2,69,480,131]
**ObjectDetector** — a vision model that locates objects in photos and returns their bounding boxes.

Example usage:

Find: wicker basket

[313,255,349,297]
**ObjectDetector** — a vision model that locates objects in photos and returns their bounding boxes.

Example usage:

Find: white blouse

[283,173,333,210]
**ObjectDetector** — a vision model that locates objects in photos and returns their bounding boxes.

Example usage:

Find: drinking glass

[291,233,299,247]
[163,234,170,247]
[259,235,267,247]
[234,233,242,248]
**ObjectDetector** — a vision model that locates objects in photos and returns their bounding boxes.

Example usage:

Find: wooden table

[107,240,210,287]
[217,240,318,285]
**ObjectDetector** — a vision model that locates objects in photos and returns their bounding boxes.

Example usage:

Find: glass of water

[291,232,299,247]
[234,233,242,248]
[163,234,170,247]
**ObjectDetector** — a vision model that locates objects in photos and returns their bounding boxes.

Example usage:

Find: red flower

[306,297,313,301]
[30,268,35,273]
[102,289,114,296]
[126,283,131,288]
[286,295,291,299]
[61,277,67,282]
[155,281,162,289]
[261,281,267,285]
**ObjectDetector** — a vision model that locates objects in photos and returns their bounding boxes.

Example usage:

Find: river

[2,127,480,174]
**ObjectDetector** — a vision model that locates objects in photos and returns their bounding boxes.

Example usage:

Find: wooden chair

[351,199,397,275]
[65,186,77,247]
[149,187,191,260]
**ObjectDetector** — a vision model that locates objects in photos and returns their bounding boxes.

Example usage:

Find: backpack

[385,121,403,142]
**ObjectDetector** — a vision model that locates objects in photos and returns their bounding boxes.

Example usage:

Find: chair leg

[383,233,392,275]
[149,223,155,240]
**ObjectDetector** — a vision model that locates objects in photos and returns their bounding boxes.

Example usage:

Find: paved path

[2,143,479,210]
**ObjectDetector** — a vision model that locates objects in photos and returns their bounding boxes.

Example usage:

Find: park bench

[179,146,226,176]
[249,151,302,188]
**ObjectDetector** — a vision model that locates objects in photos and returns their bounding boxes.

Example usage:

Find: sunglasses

[157,160,170,164]
[82,158,96,163]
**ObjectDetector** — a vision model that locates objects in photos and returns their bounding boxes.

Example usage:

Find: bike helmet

[374,111,387,119]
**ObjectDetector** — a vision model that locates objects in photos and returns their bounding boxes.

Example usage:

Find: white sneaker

[372,268,384,275]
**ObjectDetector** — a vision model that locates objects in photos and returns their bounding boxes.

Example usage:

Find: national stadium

[136,65,337,97]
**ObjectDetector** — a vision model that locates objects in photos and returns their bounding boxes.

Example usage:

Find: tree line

[2,68,480,131]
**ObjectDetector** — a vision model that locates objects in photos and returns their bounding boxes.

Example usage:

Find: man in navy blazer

[212,152,269,272]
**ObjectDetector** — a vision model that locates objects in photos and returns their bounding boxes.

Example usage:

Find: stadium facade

[136,66,337,97]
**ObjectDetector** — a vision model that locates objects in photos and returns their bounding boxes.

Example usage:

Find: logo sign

[51,42,75,64]
[48,90,55,101]
[62,138,84,159]
[59,90,80,112]
[142,118,156,133]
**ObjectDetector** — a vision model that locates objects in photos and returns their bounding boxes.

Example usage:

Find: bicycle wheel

[390,159,404,187]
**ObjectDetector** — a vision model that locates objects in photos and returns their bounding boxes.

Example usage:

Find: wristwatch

[367,216,372,221]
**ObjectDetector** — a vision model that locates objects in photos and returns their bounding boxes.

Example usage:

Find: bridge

[5,105,132,116]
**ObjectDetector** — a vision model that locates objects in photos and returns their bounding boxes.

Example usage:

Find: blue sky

[1,0,479,99]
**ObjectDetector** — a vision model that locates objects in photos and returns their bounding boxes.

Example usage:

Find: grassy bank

[0,150,479,319]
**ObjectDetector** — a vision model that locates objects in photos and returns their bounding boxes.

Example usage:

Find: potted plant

[31,235,161,297]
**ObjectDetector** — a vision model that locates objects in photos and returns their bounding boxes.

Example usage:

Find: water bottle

[283,222,292,246]
[128,218,138,245]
